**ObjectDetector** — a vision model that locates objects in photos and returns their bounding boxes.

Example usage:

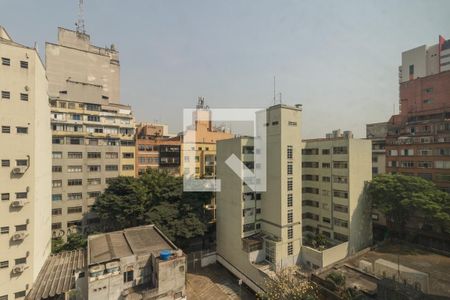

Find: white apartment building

[0,26,52,299]
[399,35,450,83]
[301,130,372,261]
[216,104,303,293]
[46,28,135,239]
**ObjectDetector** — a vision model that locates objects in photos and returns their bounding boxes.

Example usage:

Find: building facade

[399,35,450,83]
[46,28,135,239]
[386,35,450,193]
[366,122,388,176]
[216,104,303,292]
[0,26,52,299]
[302,130,373,255]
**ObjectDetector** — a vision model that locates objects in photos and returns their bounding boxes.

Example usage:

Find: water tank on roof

[160,250,172,261]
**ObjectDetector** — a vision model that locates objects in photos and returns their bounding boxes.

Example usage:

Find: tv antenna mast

[273,76,276,105]
[76,0,86,34]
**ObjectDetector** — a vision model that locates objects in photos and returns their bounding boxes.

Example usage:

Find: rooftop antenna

[273,76,276,105]
[279,92,282,104]
[76,0,86,34]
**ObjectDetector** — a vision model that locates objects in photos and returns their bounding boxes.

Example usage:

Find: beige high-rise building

[46,28,135,239]
[302,130,372,256]
[216,104,302,293]
[0,26,52,299]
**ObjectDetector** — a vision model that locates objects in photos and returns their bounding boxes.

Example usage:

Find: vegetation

[304,233,329,250]
[52,233,87,253]
[92,169,212,246]
[325,271,345,287]
[259,266,318,300]
[368,174,450,233]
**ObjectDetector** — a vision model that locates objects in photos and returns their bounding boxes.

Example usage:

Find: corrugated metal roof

[26,249,86,300]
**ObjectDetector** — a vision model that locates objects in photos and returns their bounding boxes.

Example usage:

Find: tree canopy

[52,233,87,253]
[368,174,450,233]
[92,169,212,245]
[259,266,318,300]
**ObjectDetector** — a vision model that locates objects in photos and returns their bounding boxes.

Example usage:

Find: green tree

[92,169,211,244]
[52,233,87,253]
[368,174,450,233]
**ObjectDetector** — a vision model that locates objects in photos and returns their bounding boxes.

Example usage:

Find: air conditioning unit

[13,264,26,274]
[13,232,26,241]
[11,200,27,207]
[12,166,27,174]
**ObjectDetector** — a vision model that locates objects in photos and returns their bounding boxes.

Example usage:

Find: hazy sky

[1,0,450,138]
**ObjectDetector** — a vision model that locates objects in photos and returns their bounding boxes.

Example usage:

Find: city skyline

[1,0,450,138]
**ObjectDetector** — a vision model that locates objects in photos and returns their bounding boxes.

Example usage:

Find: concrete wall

[301,242,348,269]
[46,28,120,104]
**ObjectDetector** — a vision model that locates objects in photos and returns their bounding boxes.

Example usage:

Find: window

[1,126,10,133]
[1,160,10,167]
[287,194,293,207]
[333,190,348,199]
[333,147,348,154]
[88,178,101,185]
[13,258,24,265]
[322,176,330,182]
[0,295,7,300]
[15,224,27,231]
[1,193,10,200]
[333,161,348,169]
[15,192,27,199]
[105,152,118,159]
[322,162,330,168]
[20,61,28,69]
[52,194,62,201]
[1,57,10,66]
[88,191,101,198]
[122,152,134,159]
[323,217,331,224]
[16,159,27,166]
[15,291,26,299]
[68,179,82,186]
[287,178,293,191]
[287,209,293,223]
[287,242,293,255]
[333,176,348,184]
[288,121,297,126]
[20,93,28,101]
[423,99,432,104]
[68,152,82,159]
[123,270,134,283]
[52,166,62,172]
[52,208,62,215]
[68,165,82,173]
[287,226,293,239]
[322,149,330,155]
[88,165,101,172]
[105,165,118,171]
[287,162,293,175]
[334,218,348,228]
[87,115,100,122]
[0,261,8,268]
[334,204,349,213]
[87,152,101,159]
[68,193,82,200]
[69,138,82,145]
[287,145,293,159]
[52,180,62,188]
[409,64,414,76]
[52,152,62,159]
[68,206,82,214]
[272,121,279,125]
[52,137,64,144]
[1,91,10,99]
[0,227,9,234]
[122,164,134,171]
[52,223,62,230]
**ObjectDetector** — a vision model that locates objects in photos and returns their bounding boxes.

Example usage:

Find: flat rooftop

[88,224,177,265]
[317,241,450,297]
